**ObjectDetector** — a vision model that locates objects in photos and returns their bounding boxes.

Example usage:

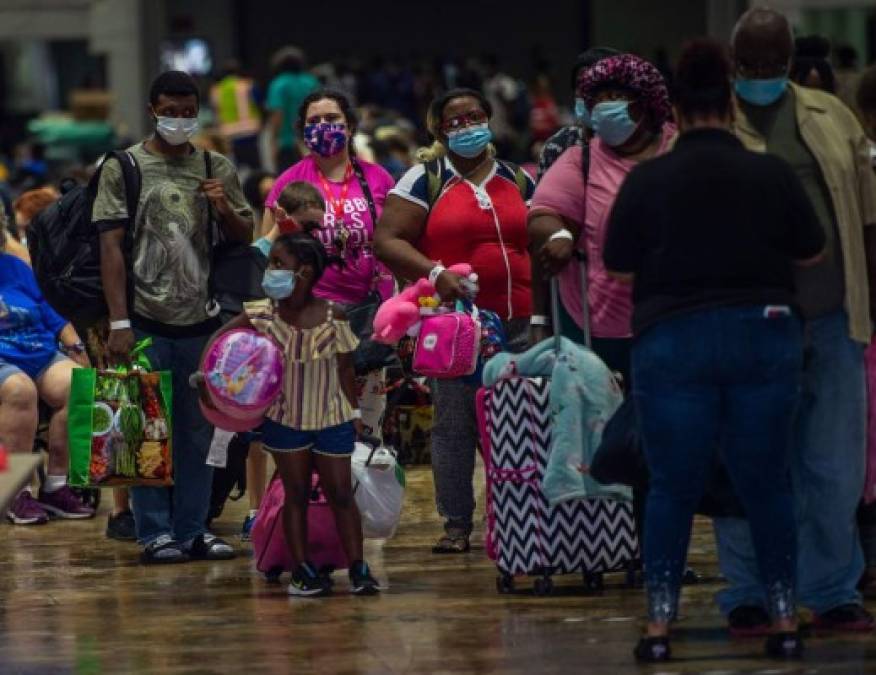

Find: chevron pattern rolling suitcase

[477,257,638,595]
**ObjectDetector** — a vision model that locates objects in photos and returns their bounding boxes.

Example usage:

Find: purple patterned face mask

[303,122,348,157]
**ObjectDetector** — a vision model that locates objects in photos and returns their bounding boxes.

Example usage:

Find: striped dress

[243,299,359,430]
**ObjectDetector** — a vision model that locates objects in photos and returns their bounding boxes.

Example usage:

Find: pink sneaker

[38,486,96,520]
[7,491,49,525]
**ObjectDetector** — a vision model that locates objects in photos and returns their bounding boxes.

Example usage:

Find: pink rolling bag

[251,472,348,579]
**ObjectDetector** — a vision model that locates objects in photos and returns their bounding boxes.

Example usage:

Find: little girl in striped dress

[208,232,379,597]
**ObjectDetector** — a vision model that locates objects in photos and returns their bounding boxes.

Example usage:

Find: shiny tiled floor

[1,466,874,674]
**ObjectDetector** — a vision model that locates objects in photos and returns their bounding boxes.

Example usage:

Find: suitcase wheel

[682,567,701,585]
[624,565,644,589]
[582,572,604,593]
[496,574,515,595]
[264,567,284,583]
[533,576,554,597]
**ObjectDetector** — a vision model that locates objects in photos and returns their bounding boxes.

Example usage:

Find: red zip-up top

[390,159,534,320]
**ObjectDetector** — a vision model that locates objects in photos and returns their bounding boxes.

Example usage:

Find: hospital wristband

[110,319,131,331]
[548,228,574,243]
[351,409,363,420]
[530,315,551,326]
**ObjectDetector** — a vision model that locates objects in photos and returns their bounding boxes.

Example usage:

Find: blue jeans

[131,330,214,546]
[713,310,866,615]
[633,305,802,622]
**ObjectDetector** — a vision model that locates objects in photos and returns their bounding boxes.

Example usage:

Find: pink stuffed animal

[372,264,474,345]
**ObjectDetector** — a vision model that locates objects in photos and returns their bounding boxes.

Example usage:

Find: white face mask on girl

[155,116,199,145]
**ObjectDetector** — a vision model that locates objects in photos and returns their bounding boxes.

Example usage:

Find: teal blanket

[483,337,630,504]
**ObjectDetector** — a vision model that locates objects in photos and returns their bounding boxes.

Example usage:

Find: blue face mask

[447,123,493,158]
[574,98,591,128]
[262,269,297,300]
[590,100,639,147]
[734,77,788,107]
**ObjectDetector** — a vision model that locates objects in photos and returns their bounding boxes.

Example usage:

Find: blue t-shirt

[0,254,67,375]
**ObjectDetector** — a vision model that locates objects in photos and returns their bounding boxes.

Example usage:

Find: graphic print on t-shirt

[133,181,209,322]
[317,197,374,256]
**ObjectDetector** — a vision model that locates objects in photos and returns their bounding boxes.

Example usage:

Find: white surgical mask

[155,116,199,145]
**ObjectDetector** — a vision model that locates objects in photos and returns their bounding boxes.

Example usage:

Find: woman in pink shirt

[528,54,675,386]
[263,89,396,439]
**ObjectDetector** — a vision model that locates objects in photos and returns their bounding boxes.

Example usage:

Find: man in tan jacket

[714,6,876,636]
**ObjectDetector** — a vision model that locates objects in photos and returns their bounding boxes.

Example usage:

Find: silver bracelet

[428,264,447,286]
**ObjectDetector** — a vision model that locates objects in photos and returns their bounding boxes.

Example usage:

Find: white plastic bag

[351,441,405,539]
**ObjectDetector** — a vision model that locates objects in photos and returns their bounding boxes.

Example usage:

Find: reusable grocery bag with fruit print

[68,340,173,487]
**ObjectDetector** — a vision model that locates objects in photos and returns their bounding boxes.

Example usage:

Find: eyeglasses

[439,110,489,134]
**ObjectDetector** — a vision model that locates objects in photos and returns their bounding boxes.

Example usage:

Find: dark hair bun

[676,39,731,92]
[674,38,732,122]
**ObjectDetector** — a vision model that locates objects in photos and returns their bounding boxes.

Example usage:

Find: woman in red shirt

[375,88,533,553]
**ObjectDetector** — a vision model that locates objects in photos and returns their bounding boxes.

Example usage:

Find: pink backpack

[251,473,348,578]
[413,309,480,379]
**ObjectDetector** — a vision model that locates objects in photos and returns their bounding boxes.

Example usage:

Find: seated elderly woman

[0,228,94,525]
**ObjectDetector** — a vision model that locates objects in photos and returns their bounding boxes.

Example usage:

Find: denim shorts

[0,352,68,388]
[260,418,355,457]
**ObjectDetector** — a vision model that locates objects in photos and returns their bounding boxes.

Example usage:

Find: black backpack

[203,151,270,324]
[28,151,141,325]
[206,433,249,525]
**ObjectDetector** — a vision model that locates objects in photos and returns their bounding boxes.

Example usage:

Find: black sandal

[432,534,471,554]
[634,636,671,663]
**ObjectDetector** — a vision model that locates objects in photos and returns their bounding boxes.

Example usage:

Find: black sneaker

[187,533,236,561]
[288,562,330,597]
[633,636,671,662]
[140,535,189,565]
[728,605,771,638]
[765,631,804,659]
[349,560,380,596]
[106,511,137,542]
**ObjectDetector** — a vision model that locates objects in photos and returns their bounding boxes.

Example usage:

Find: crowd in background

[0,35,869,228]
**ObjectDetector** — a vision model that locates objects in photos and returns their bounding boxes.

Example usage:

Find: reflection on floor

[1,465,874,674]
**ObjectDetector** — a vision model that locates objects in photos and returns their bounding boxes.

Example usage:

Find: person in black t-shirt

[603,40,825,664]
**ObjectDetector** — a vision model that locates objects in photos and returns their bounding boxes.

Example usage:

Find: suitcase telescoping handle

[550,251,590,352]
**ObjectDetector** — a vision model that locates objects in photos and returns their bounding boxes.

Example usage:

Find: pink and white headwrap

[577,54,671,129]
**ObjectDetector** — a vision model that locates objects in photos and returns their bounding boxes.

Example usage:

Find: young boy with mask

[93,70,253,565]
